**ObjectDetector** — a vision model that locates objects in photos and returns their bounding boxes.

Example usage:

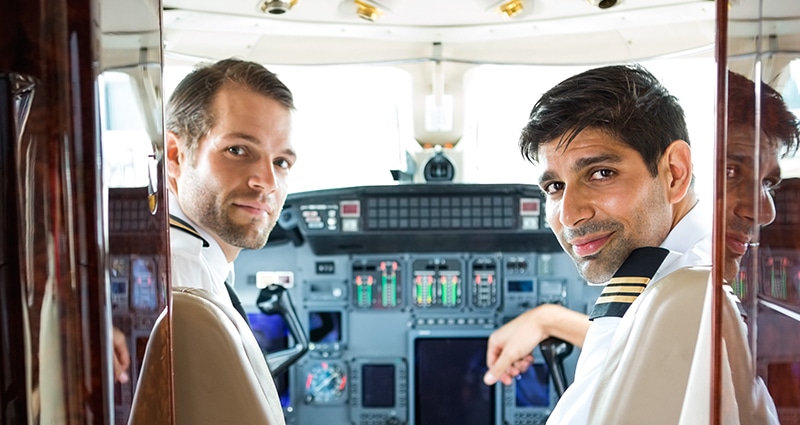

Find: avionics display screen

[309,311,342,343]
[515,363,550,407]
[248,312,290,408]
[131,257,157,311]
[414,337,494,425]
[508,280,534,292]
[362,364,395,408]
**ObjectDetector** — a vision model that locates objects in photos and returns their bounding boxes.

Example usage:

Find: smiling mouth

[233,203,271,218]
[726,236,750,257]
[571,234,612,258]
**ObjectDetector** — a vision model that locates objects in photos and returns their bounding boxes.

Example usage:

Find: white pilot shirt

[547,201,713,424]
[169,194,235,311]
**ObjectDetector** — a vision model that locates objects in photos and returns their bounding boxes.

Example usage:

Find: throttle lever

[257,284,309,378]
[538,336,573,398]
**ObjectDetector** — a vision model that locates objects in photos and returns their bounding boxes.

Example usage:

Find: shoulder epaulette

[169,215,210,248]
[723,284,748,320]
[589,247,669,320]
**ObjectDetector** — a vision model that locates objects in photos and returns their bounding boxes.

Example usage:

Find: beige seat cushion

[129,286,285,425]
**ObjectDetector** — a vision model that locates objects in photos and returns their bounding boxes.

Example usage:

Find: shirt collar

[168,192,234,285]
[660,198,711,254]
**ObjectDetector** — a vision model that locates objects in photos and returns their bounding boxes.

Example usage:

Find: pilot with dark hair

[483,65,797,424]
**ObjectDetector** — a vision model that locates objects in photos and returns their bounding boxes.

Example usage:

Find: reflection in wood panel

[0,73,30,425]
[759,178,800,422]
[2,0,111,423]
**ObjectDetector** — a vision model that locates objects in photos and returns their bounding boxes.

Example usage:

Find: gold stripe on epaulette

[600,285,647,296]
[607,276,651,285]
[595,295,640,304]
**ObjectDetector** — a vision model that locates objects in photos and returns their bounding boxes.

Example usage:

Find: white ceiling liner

[162,0,717,65]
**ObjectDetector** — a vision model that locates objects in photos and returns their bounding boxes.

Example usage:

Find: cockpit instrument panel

[235,184,601,425]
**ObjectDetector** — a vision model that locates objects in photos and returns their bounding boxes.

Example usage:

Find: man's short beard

[179,167,276,250]
[575,246,629,284]
[561,220,627,284]
[213,214,274,250]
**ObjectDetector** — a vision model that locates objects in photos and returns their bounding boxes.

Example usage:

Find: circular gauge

[304,362,347,403]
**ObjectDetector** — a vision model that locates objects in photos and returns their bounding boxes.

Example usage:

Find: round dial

[304,362,347,403]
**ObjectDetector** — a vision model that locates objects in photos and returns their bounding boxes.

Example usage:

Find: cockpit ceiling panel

[162,0,716,65]
[163,14,714,65]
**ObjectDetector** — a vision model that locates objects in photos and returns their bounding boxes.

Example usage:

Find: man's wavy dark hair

[519,64,689,177]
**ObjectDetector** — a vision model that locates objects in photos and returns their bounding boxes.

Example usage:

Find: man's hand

[483,304,590,386]
[112,326,131,384]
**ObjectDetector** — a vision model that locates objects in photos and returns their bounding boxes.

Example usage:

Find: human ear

[165,131,183,194]
[661,140,692,204]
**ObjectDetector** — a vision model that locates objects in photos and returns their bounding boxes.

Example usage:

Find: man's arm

[484,303,589,386]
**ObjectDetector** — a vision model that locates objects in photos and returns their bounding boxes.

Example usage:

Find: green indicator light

[391,274,397,306]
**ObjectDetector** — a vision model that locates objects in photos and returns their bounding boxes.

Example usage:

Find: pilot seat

[128,286,285,425]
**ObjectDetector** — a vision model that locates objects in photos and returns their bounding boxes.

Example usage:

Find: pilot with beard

[165,58,297,321]
[483,70,800,395]
[483,65,798,424]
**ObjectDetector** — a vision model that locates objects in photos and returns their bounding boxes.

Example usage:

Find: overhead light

[587,0,618,9]
[478,0,526,18]
[342,0,401,22]
[354,0,383,22]
[498,0,524,17]
[258,0,299,15]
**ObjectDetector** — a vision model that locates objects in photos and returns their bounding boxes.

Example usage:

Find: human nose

[732,184,776,227]
[248,161,278,193]
[757,189,776,227]
[558,186,593,228]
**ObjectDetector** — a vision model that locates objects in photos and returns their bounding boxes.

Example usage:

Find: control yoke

[256,284,309,377]
[538,337,573,398]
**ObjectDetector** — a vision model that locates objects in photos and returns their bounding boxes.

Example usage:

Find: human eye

[589,169,614,181]
[726,164,750,189]
[541,181,564,196]
[763,178,781,195]
[275,158,293,170]
[226,145,247,156]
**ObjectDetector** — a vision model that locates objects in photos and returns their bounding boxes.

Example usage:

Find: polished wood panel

[712,1,729,422]
[1,0,112,423]
[0,74,29,425]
